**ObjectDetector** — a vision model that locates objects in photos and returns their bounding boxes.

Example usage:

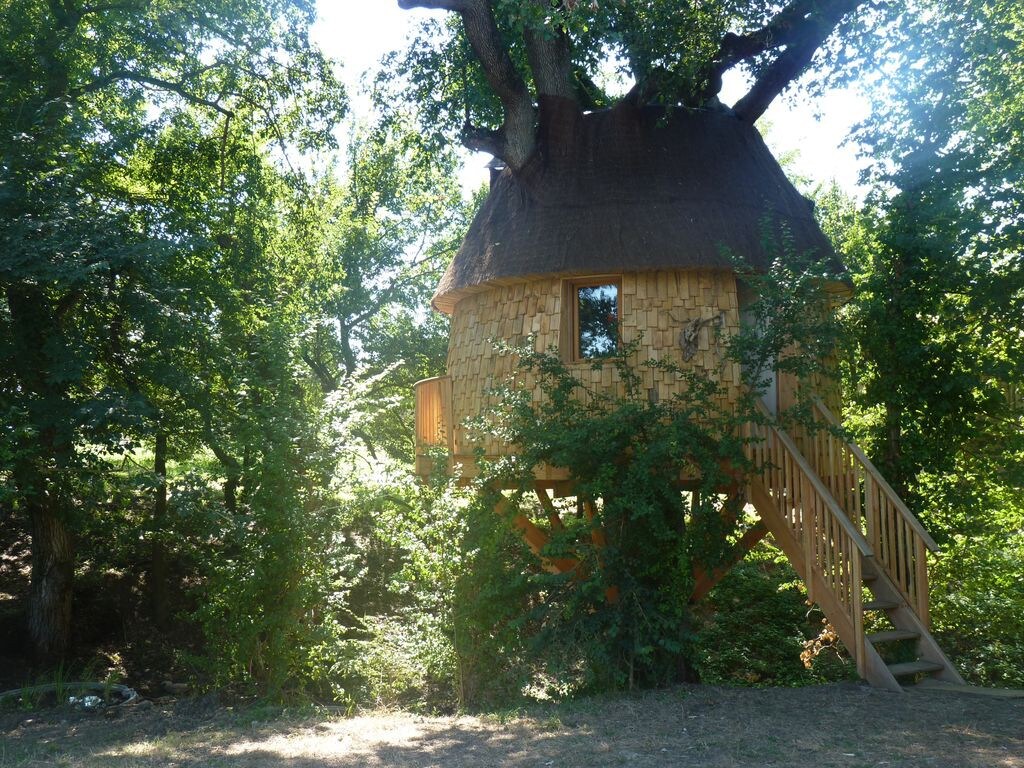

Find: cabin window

[564,277,621,361]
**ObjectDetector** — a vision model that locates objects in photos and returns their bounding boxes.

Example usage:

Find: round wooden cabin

[414,105,837,481]
[412,106,968,692]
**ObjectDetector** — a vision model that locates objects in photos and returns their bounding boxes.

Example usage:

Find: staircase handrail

[750,401,874,557]
[746,400,872,676]
[810,398,939,553]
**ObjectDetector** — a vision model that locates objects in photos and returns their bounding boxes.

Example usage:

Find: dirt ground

[1,682,1022,768]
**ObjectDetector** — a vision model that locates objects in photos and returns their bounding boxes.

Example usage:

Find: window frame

[561,275,623,363]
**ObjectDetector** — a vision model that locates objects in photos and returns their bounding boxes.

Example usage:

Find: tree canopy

[0,0,344,660]
[387,0,873,168]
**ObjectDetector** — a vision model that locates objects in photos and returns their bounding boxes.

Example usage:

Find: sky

[311,2,871,197]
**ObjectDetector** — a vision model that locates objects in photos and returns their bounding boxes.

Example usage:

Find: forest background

[0,0,1021,709]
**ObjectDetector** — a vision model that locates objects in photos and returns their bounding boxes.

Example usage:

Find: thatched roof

[433,104,840,314]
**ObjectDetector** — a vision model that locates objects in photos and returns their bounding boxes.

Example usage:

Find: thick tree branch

[524,18,576,102]
[624,67,669,107]
[400,0,536,168]
[201,409,240,475]
[200,403,242,512]
[301,349,339,393]
[461,121,504,157]
[70,70,234,117]
[701,0,824,100]
[730,0,862,122]
[574,70,608,110]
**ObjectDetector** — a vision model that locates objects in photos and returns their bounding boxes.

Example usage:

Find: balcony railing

[414,375,453,477]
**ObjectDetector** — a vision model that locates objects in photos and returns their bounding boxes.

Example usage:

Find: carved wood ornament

[677,312,725,362]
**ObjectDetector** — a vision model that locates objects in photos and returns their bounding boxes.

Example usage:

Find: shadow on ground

[2,683,1021,768]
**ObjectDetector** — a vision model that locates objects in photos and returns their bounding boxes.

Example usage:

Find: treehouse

[413,105,963,691]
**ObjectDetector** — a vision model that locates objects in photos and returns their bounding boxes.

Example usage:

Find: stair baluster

[807,398,938,626]
[745,413,872,678]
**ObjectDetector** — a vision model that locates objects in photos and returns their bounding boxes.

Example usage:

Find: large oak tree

[391,0,870,170]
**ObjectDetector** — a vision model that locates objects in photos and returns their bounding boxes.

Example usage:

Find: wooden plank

[854,462,864,532]
[801,473,815,601]
[535,485,564,531]
[825,511,835,591]
[509,512,579,575]
[862,638,902,692]
[865,473,877,550]
[852,546,865,678]
[863,561,965,685]
[440,376,454,455]
[867,629,920,643]
[915,536,930,628]
[887,660,945,677]
[896,512,907,598]
[583,500,607,549]
[493,493,577,577]
[747,480,806,580]
[766,415,872,556]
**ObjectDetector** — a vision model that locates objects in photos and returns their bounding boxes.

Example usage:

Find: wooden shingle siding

[445,269,743,462]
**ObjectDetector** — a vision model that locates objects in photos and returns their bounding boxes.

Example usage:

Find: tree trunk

[338,325,357,376]
[6,286,78,663]
[150,431,170,628]
[28,499,75,662]
[883,401,908,499]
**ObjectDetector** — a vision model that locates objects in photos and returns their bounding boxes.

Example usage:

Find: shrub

[692,542,856,686]
[466,340,760,691]
[930,532,1024,687]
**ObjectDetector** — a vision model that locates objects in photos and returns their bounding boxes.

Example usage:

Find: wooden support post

[852,547,865,679]
[535,484,564,531]
[915,537,930,629]
[583,499,607,549]
[493,491,579,574]
[689,521,769,603]
[801,471,815,602]
[582,498,618,603]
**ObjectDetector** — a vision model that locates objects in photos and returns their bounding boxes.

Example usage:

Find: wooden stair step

[862,572,878,583]
[867,629,920,644]
[863,598,900,612]
[887,660,945,677]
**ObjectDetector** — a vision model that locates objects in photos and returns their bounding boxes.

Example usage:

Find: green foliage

[379,0,874,151]
[187,357,342,698]
[693,544,856,687]
[465,340,753,692]
[929,527,1024,688]
[816,0,1024,688]
[840,0,1024,508]
[316,471,523,711]
[728,241,844,404]
[0,0,347,661]
[448,487,540,706]
[297,118,472,462]
[0,0,481,694]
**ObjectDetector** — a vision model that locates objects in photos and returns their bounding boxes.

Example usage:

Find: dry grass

[2,682,1022,768]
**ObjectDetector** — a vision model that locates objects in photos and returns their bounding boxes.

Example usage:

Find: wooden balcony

[414,376,453,477]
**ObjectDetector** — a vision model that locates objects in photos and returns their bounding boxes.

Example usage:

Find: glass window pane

[577,283,618,358]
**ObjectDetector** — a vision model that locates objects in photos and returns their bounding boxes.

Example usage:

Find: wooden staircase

[745,399,964,691]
